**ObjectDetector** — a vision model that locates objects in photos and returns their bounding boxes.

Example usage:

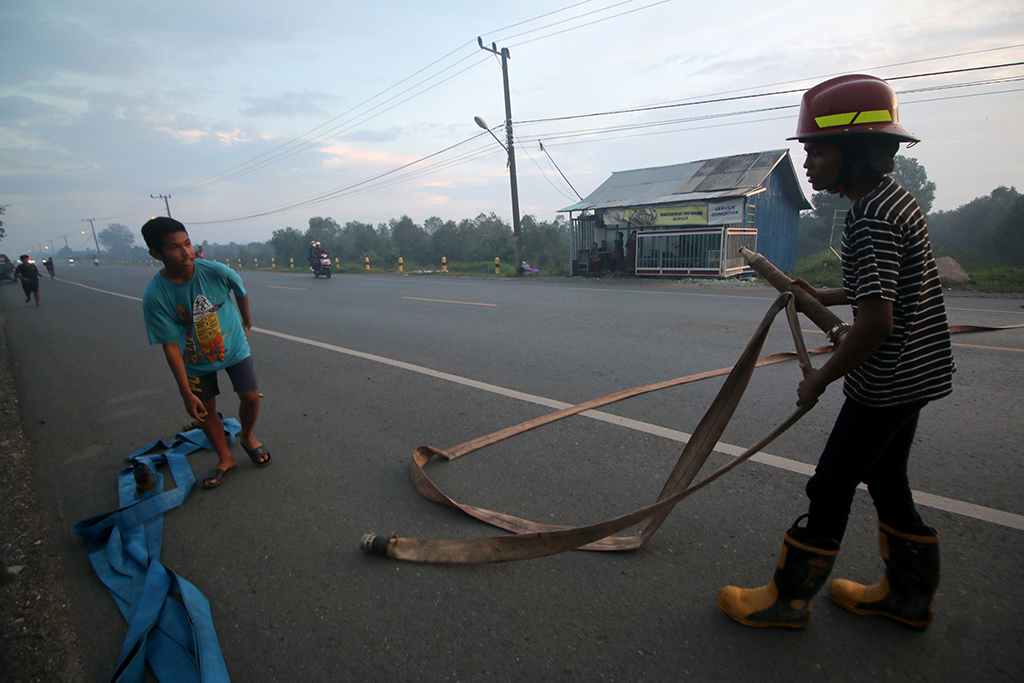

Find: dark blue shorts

[187,355,258,399]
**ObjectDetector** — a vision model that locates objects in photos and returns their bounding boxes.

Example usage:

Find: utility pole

[151,194,172,218]
[82,218,102,258]
[60,235,70,250]
[478,37,523,273]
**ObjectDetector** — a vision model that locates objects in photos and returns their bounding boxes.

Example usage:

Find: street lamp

[474,116,507,152]
[474,115,523,273]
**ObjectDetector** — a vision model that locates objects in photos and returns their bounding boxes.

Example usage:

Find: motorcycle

[312,255,332,278]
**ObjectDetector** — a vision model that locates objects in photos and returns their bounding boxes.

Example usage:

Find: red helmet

[789,74,918,143]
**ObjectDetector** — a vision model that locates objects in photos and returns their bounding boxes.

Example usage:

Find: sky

[2,0,1022,258]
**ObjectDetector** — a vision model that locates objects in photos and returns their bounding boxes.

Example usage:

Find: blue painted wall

[749,168,801,272]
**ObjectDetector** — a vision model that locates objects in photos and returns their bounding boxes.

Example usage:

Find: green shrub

[448,261,504,275]
[787,251,843,288]
[969,267,1024,293]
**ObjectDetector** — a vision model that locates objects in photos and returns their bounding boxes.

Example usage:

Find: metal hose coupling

[739,246,850,346]
[133,461,156,494]
[360,534,393,556]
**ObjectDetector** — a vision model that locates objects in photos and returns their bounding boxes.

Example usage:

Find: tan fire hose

[740,245,1024,338]
[362,292,827,563]
[360,250,1022,564]
[739,246,850,346]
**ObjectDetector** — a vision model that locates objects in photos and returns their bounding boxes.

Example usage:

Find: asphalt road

[3,265,1023,682]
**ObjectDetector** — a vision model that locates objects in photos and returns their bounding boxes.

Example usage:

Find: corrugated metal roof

[559,149,807,212]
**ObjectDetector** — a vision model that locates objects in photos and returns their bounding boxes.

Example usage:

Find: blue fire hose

[73,420,239,682]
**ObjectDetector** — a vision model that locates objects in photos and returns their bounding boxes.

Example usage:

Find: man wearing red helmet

[718,75,954,630]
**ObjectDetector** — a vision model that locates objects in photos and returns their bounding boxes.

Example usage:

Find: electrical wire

[80,10,1024,228]
[172,0,661,196]
[15,24,1022,234]
[518,61,1024,125]
[512,132,579,202]
[189,132,493,224]
[496,0,669,44]
[591,43,1024,113]
[539,141,583,200]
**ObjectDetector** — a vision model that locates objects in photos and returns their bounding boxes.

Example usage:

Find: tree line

[798,155,1023,270]
[19,155,1021,275]
[62,212,571,274]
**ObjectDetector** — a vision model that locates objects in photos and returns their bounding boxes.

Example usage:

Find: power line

[538,141,583,200]
[513,134,579,202]
[518,60,1024,125]
[495,0,668,44]
[171,0,659,196]
[594,43,1024,114]
[98,74,1024,227]
[190,132,492,224]
[534,86,1024,149]
[506,0,674,48]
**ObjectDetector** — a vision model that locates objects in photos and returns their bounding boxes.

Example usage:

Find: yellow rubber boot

[718,519,841,628]
[829,522,939,629]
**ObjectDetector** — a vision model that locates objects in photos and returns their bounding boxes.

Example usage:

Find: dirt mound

[936,256,971,283]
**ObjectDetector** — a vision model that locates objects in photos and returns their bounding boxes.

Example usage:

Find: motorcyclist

[308,241,330,274]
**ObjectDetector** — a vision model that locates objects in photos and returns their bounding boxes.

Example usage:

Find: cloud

[318,144,417,168]
[337,127,403,143]
[0,95,67,125]
[416,193,450,206]
[240,91,340,119]
[0,11,151,85]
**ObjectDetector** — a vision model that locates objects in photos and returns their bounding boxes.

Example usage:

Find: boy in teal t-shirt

[142,217,271,488]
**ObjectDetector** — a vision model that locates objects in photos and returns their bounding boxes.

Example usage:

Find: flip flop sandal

[243,444,271,468]
[202,465,236,489]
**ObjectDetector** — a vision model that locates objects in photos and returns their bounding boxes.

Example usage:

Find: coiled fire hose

[360,250,1022,564]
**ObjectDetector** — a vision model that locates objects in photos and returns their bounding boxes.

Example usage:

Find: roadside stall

[561,150,810,278]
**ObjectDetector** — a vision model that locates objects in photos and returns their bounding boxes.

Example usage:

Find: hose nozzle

[360,534,392,557]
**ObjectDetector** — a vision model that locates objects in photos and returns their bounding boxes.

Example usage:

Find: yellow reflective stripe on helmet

[852,109,893,124]
[815,112,857,128]
[816,110,893,129]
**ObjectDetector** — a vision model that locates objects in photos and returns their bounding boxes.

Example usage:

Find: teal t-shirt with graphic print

[143,258,250,375]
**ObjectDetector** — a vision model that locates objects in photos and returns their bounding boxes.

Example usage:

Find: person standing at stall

[717,75,953,630]
[624,231,637,274]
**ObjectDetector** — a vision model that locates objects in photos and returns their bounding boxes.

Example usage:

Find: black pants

[804,398,927,543]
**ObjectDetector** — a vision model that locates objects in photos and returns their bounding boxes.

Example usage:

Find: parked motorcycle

[312,255,332,278]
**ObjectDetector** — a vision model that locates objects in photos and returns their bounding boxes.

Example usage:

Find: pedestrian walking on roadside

[44,257,56,281]
[14,255,42,306]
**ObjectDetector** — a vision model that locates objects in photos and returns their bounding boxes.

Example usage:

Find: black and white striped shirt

[841,176,954,407]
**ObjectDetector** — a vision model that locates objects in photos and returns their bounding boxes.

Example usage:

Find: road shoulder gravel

[0,301,86,682]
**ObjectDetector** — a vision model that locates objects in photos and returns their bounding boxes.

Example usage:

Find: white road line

[403,296,497,307]
[63,278,1024,532]
[62,279,143,302]
[254,327,1024,532]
